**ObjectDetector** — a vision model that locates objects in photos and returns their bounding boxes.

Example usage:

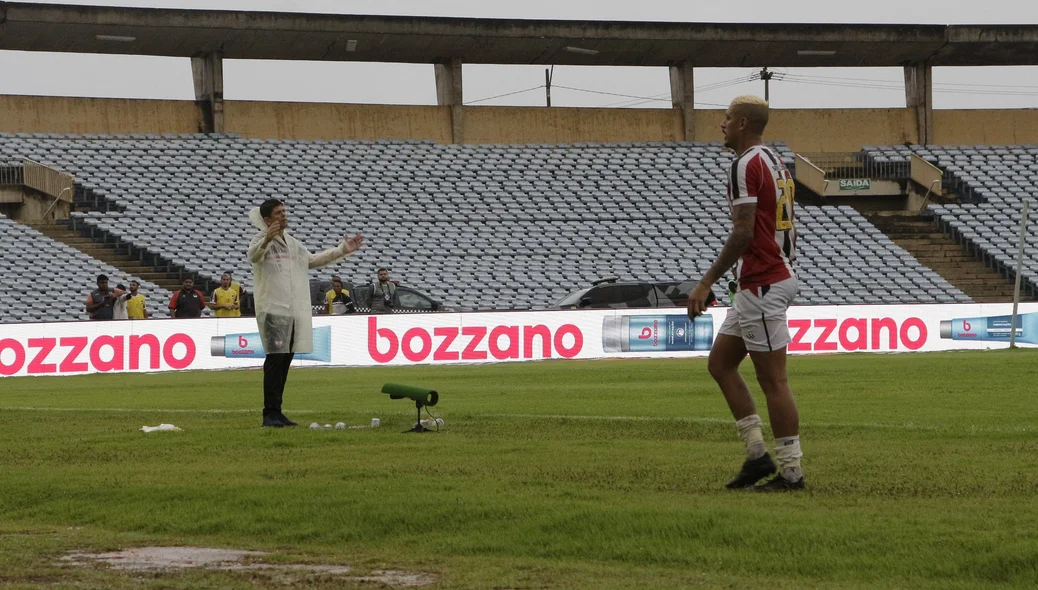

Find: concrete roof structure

[1,2,1038,67]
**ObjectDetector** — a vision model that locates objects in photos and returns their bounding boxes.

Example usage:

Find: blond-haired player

[688,95,803,491]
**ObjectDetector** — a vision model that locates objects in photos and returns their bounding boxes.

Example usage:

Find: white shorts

[718,276,798,352]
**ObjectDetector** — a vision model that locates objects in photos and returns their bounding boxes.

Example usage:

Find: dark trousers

[261,316,296,416]
[263,353,295,416]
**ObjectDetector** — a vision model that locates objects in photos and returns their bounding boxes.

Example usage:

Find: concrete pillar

[669,61,695,142]
[904,62,933,145]
[192,52,224,134]
[435,58,464,144]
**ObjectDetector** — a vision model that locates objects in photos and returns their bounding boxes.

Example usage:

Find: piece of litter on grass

[140,424,182,433]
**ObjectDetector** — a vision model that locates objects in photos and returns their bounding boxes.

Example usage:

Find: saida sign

[839,179,872,191]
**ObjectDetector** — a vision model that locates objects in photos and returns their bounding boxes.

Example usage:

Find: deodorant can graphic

[940,312,1038,345]
[602,314,714,352]
[210,325,333,362]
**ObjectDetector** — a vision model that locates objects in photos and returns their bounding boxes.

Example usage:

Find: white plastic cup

[371,418,380,428]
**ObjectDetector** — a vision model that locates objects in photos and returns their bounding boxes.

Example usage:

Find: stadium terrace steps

[868,213,1023,303]
[0,215,174,322]
[868,144,1038,298]
[26,222,185,292]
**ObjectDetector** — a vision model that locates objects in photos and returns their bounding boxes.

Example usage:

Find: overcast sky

[1,0,1037,109]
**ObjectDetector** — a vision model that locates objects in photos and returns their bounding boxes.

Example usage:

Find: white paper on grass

[140,424,182,433]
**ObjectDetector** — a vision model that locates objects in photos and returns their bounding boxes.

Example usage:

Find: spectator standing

[225,271,247,314]
[209,272,241,318]
[85,274,118,320]
[365,267,400,314]
[113,283,129,320]
[124,280,149,319]
[325,275,355,315]
[168,276,207,318]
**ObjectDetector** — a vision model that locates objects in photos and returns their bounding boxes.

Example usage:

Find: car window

[586,284,653,308]
[553,288,591,307]
[587,285,626,306]
[398,288,433,310]
[656,281,695,307]
[617,284,654,308]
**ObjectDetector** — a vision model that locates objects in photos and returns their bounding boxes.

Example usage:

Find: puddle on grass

[61,547,437,587]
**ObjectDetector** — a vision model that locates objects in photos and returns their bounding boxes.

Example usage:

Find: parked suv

[553,278,713,310]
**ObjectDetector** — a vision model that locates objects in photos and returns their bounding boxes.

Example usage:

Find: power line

[551,84,674,102]
[465,70,1038,107]
[780,72,1038,90]
[552,82,746,108]
[697,74,760,92]
[777,74,1038,96]
[599,74,760,108]
[462,84,543,104]
[601,94,670,108]
[460,72,1038,109]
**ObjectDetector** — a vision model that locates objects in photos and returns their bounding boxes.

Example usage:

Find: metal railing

[794,154,827,196]
[23,159,74,202]
[797,152,909,181]
[0,163,23,186]
[21,159,75,219]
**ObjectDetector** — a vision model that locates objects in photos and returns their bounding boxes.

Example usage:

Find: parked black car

[310,279,450,314]
[351,283,451,312]
[553,277,711,310]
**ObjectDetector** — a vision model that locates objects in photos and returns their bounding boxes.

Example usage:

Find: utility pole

[545,65,554,107]
[760,66,774,102]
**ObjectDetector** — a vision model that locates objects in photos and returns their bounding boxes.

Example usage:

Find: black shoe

[261,415,284,428]
[753,473,805,492]
[276,413,298,427]
[725,453,777,489]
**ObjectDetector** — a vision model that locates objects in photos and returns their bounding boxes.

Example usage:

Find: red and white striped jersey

[725,145,796,290]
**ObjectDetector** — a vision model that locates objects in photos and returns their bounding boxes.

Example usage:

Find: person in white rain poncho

[248,199,365,428]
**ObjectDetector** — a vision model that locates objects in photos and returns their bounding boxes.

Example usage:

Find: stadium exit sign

[839,179,872,191]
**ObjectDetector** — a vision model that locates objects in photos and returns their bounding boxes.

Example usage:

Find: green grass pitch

[1,350,1037,589]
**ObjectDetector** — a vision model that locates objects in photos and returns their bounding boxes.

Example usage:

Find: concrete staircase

[868,212,1027,303]
[25,222,184,292]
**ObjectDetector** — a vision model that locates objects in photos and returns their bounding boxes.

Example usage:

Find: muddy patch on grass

[62,547,267,570]
[61,547,437,587]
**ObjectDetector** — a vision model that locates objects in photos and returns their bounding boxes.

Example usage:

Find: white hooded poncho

[247,207,353,354]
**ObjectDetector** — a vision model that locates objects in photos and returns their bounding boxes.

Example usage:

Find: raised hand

[265,221,283,242]
[343,234,365,254]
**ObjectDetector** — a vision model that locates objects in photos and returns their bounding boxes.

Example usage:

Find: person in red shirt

[168,276,208,318]
[688,95,803,492]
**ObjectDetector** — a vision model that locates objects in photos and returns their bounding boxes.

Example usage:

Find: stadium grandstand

[1,2,1036,322]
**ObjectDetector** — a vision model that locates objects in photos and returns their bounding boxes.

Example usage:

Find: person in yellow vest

[124,280,149,319]
[325,275,355,314]
[208,272,241,318]
[226,271,247,316]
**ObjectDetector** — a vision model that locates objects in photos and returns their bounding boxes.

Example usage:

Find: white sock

[735,414,766,460]
[774,435,803,482]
